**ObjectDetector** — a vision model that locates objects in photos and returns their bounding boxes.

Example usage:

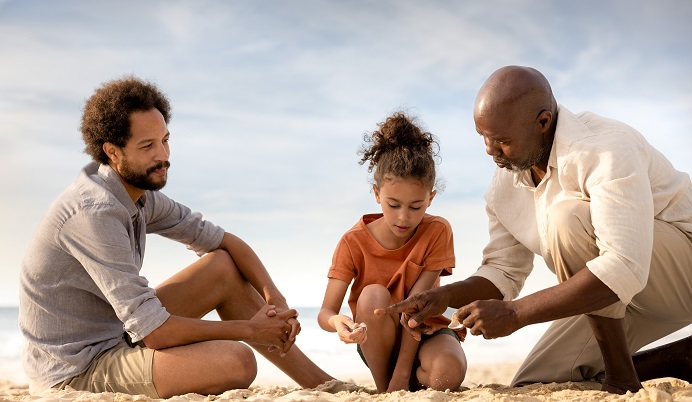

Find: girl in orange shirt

[318,112,467,392]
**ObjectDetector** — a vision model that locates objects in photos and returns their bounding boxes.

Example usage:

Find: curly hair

[359,112,440,190]
[81,76,172,164]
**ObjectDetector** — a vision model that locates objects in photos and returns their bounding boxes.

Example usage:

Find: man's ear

[102,142,121,164]
[538,110,552,132]
[373,184,381,204]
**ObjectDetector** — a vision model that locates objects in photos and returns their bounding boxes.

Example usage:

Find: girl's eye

[410,207,421,211]
[388,204,400,209]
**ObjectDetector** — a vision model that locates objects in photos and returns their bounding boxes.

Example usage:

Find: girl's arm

[388,269,443,392]
[318,278,367,344]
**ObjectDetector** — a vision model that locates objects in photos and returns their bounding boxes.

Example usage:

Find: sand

[1,363,690,402]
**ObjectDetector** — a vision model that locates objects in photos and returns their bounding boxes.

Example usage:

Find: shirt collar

[511,125,559,189]
[93,162,147,218]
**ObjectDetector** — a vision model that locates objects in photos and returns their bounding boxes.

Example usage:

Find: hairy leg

[587,315,642,394]
[155,250,332,394]
[634,335,692,382]
[417,333,466,391]
[355,284,398,392]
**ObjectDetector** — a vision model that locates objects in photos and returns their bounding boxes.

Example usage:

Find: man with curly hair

[19,76,333,398]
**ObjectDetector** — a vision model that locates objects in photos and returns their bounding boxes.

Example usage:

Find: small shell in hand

[448,310,464,329]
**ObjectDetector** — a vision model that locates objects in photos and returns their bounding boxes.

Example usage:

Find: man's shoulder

[556,107,644,148]
[48,166,128,225]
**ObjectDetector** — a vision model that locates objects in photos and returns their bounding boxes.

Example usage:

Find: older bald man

[380,65,692,394]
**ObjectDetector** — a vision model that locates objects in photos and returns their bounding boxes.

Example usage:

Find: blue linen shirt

[19,162,225,391]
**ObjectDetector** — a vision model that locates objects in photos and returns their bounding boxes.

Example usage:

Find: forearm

[318,308,340,332]
[445,276,504,309]
[218,232,286,306]
[513,268,620,326]
[143,315,253,350]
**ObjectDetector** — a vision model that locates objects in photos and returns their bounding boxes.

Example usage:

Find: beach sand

[1,363,690,402]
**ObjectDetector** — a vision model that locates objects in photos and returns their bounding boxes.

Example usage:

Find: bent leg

[355,284,398,392]
[417,332,466,391]
[512,312,689,386]
[155,250,333,390]
[153,340,257,398]
[514,201,692,388]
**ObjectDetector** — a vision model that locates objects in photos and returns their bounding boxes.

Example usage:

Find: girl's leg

[355,284,399,392]
[417,332,467,391]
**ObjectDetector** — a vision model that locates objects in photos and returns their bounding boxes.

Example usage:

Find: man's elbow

[141,328,168,350]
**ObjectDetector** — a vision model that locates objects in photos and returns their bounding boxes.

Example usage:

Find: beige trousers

[512,200,692,386]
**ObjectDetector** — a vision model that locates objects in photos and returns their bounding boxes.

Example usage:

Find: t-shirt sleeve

[423,218,455,276]
[327,236,357,283]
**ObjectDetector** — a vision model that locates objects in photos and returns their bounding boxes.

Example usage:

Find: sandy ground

[0,363,690,402]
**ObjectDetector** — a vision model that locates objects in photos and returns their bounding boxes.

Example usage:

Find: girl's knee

[425,353,466,391]
[356,285,391,316]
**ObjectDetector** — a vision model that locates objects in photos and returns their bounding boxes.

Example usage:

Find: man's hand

[454,299,523,339]
[250,304,298,355]
[374,287,451,339]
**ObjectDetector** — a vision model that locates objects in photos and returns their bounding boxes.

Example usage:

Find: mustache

[146,161,170,175]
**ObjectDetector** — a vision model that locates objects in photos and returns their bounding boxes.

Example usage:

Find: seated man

[381,65,691,394]
[19,76,333,398]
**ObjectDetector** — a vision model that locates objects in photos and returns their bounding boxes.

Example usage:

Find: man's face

[474,106,550,172]
[115,108,170,191]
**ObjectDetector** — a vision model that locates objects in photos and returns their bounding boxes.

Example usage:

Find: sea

[1,306,689,386]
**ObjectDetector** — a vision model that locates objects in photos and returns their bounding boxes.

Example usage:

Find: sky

[1,0,691,308]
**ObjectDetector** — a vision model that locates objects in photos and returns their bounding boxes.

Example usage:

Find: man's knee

[546,199,592,240]
[221,342,257,389]
[202,250,243,284]
[546,200,598,280]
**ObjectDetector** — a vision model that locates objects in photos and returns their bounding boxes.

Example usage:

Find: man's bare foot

[601,377,642,394]
[634,334,692,382]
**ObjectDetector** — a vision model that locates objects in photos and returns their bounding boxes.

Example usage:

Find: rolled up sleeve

[580,139,653,304]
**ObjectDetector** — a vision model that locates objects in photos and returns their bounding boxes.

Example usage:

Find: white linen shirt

[472,106,692,304]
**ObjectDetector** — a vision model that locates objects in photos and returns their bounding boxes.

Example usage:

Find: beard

[120,159,170,191]
[495,138,552,172]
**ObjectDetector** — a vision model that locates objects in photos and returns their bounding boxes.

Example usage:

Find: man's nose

[156,142,170,161]
[484,137,501,157]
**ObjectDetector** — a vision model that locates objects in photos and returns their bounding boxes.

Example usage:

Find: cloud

[1,0,690,306]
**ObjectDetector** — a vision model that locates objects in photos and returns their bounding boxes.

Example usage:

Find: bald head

[474,65,557,122]
[473,66,558,174]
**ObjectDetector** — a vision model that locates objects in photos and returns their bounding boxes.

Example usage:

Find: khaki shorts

[55,338,159,398]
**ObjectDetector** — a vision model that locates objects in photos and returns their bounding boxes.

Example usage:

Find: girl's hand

[387,372,411,393]
[332,315,367,344]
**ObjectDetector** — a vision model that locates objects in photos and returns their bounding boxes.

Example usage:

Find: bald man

[380,66,692,394]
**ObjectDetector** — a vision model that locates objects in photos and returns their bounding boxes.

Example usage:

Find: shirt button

[536,190,543,196]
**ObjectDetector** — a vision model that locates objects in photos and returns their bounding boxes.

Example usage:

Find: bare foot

[601,377,642,395]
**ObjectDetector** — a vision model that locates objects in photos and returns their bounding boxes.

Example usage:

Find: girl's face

[373,177,436,249]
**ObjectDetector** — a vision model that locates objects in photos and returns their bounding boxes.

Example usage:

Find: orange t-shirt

[328,213,464,339]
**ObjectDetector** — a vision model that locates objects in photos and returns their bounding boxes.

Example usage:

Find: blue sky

[1,0,691,307]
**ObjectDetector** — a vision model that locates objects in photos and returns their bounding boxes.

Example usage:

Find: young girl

[318,112,467,392]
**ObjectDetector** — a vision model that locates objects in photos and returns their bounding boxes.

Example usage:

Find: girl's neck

[366,216,416,250]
